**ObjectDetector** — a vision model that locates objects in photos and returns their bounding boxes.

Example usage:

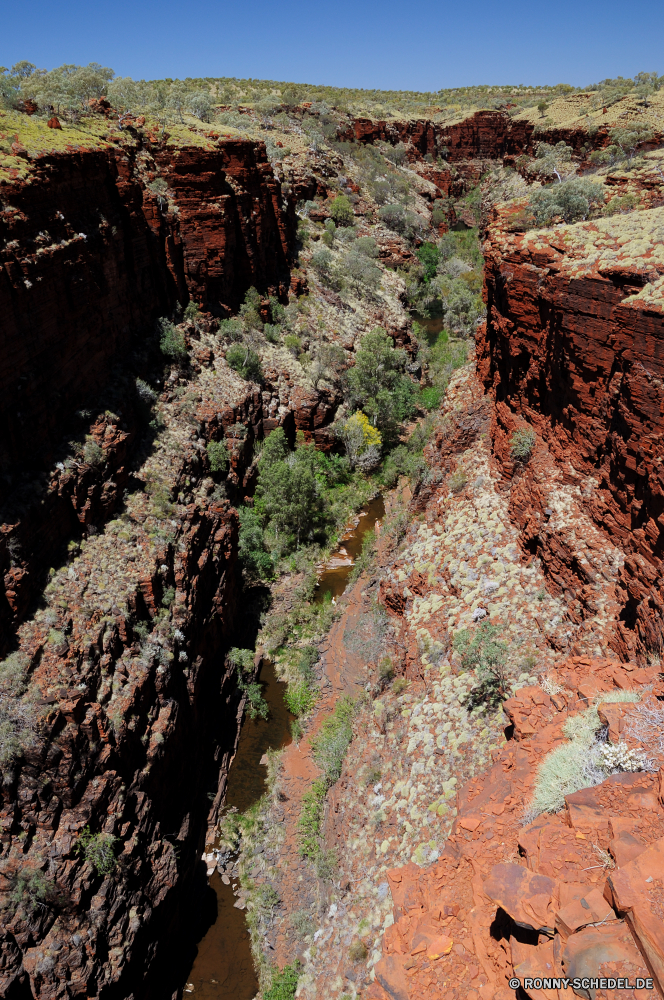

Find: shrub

[291,910,315,939]
[604,192,639,216]
[382,142,408,165]
[315,848,338,881]
[284,681,316,717]
[207,439,229,472]
[135,377,158,407]
[264,963,299,1000]
[0,652,36,765]
[378,203,423,240]
[448,469,467,494]
[349,940,368,962]
[453,621,509,707]
[184,301,202,321]
[263,323,281,343]
[217,317,244,342]
[298,697,356,860]
[241,678,269,721]
[329,195,354,227]
[354,236,378,258]
[226,343,263,382]
[510,426,536,462]
[83,436,104,466]
[312,696,355,784]
[161,586,175,608]
[283,334,302,356]
[159,320,188,362]
[7,869,58,918]
[419,386,442,410]
[76,826,118,875]
[431,199,448,227]
[392,677,408,695]
[381,445,425,488]
[528,177,605,225]
[311,245,333,275]
[0,652,28,697]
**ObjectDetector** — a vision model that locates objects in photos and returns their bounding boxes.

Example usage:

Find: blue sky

[2,0,662,91]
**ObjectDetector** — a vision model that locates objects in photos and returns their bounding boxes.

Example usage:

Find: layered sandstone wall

[478,205,664,659]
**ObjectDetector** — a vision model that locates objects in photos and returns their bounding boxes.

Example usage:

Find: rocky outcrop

[369,657,664,1000]
[478,204,664,660]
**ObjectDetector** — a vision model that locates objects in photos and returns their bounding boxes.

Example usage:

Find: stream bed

[183,496,384,997]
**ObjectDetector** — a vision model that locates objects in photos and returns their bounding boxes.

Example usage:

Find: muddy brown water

[314,495,385,603]
[410,313,445,337]
[184,496,384,997]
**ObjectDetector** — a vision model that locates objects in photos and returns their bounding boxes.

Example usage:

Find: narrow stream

[314,495,385,603]
[184,496,384,997]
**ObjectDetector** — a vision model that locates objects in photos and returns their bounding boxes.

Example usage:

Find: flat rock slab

[483,862,558,934]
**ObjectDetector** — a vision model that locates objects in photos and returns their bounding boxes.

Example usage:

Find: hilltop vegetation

[2,60,662,122]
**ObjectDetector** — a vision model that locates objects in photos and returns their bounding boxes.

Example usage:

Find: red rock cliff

[339,110,608,163]
[478,204,664,659]
[0,138,294,480]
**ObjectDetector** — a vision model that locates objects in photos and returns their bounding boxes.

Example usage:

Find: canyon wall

[0,129,297,998]
[0,137,294,481]
[477,204,664,660]
[339,109,607,162]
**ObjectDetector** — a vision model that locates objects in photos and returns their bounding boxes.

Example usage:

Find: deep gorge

[1,86,664,1000]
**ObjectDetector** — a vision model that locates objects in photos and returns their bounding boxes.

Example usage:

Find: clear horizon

[2,0,662,93]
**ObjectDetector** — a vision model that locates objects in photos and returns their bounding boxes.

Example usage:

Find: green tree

[529,177,604,225]
[238,506,273,579]
[258,427,290,470]
[531,141,574,183]
[226,343,262,381]
[329,195,354,227]
[159,319,188,362]
[346,328,414,438]
[416,242,440,282]
[207,439,229,472]
[255,448,324,547]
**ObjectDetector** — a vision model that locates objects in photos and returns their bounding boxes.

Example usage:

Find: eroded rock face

[478,205,664,660]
